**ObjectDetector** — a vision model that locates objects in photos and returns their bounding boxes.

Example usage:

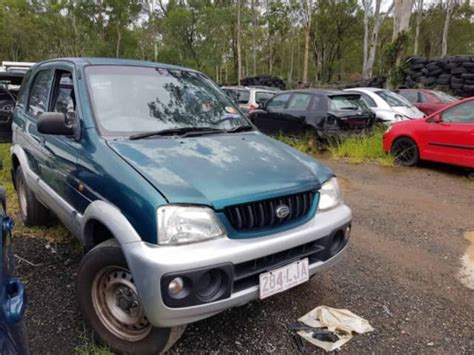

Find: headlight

[157,205,225,245]
[318,177,342,211]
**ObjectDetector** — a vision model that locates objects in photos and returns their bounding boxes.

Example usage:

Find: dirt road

[16,160,474,354]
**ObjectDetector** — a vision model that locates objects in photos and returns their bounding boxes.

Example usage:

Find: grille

[224,191,316,232]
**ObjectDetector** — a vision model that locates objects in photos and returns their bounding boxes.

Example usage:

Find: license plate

[259,258,309,299]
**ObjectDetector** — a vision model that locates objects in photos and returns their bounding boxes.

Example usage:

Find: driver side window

[266,93,290,110]
[441,101,474,123]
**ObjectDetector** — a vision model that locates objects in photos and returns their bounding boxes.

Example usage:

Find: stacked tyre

[404,56,474,97]
[240,75,286,90]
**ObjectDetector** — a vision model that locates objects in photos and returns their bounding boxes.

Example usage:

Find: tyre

[15,166,49,226]
[76,239,185,355]
[451,67,467,75]
[391,137,419,167]
[0,99,15,112]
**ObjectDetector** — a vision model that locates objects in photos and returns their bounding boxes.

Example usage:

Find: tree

[301,0,313,83]
[361,0,394,79]
[392,0,415,41]
[442,0,455,56]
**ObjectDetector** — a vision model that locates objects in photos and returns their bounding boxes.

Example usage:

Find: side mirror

[37,112,75,136]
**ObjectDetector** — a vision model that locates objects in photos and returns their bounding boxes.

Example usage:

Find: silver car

[222,86,277,113]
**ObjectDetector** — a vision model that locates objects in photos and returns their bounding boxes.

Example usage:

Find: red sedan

[383,97,474,168]
[398,89,458,115]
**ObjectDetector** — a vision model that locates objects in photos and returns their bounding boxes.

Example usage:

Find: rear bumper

[123,204,352,327]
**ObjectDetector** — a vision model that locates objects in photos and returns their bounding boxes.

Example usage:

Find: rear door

[424,100,474,167]
[251,92,291,134]
[282,92,314,136]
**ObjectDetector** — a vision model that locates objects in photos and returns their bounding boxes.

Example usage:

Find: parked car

[12,58,352,354]
[0,186,28,354]
[248,89,376,138]
[0,72,25,141]
[398,89,458,116]
[345,87,425,124]
[383,97,474,168]
[221,86,277,112]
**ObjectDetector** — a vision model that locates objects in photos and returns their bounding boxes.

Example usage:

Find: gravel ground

[14,160,474,354]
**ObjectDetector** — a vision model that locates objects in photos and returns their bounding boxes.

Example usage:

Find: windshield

[85,66,250,135]
[223,88,250,104]
[431,91,458,103]
[376,90,412,107]
[330,95,370,111]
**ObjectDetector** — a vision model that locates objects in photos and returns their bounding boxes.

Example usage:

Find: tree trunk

[302,0,312,83]
[236,0,242,84]
[442,0,454,57]
[116,28,121,58]
[251,0,257,76]
[392,0,415,41]
[362,0,370,79]
[413,0,423,55]
[366,0,394,78]
[288,36,294,85]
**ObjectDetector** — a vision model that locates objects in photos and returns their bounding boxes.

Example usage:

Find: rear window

[329,95,369,111]
[223,89,250,104]
[431,91,458,103]
[255,91,275,104]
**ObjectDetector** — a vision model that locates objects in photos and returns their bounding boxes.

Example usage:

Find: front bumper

[123,204,352,327]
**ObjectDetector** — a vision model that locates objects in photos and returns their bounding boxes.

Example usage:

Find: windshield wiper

[129,127,225,140]
[225,125,254,133]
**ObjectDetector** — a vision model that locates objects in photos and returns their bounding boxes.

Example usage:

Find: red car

[383,97,474,168]
[398,89,458,115]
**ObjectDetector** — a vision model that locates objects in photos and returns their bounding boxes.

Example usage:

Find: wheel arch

[81,200,143,250]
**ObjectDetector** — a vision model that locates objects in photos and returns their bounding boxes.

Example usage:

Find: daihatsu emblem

[275,205,290,219]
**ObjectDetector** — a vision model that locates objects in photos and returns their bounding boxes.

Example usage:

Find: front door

[424,100,474,167]
[252,93,291,135]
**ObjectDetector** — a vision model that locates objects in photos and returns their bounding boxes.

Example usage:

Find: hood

[107,132,332,210]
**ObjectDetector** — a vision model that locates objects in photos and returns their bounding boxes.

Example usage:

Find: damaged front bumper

[123,204,352,328]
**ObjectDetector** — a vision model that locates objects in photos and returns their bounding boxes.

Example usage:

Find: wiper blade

[129,127,225,140]
[225,125,254,133]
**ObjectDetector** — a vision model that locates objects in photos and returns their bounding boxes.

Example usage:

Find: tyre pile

[404,56,474,97]
[240,75,287,90]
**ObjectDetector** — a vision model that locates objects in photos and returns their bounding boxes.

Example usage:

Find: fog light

[168,277,184,295]
[345,225,351,239]
[196,270,223,300]
[329,231,345,256]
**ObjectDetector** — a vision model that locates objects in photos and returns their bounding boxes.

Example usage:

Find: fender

[81,200,142,246]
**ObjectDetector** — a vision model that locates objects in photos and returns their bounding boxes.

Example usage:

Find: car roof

[34,57,192,72]
[346,87,382,93]
[284,88,358,96]
[221,85,277,92]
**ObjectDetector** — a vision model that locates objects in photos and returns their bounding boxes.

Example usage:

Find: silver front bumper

[123,204,352,327]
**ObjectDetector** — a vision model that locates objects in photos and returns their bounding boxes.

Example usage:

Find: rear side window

[287,93,312,110]
[224,89,249,104]
[267,93,290,110]
[255,91,275,104]
[359,93,377,107]
[399,90,418,104]
[28,70,52,116]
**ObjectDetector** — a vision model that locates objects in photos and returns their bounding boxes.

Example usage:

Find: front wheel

[391,137,419,166]
[76,239,185,355]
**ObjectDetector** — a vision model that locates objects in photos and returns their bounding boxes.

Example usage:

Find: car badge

[275,205,290,219]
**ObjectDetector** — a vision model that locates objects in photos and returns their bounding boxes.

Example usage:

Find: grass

[276,129,394,166]
[327,129,394,166]
[75,332,113,355]
[0,143,71,241]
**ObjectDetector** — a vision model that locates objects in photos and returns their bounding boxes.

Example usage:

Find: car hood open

[107,132,332,209]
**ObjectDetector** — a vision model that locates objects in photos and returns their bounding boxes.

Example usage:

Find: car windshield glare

[85,66,249,136]
[376,90,411,107]
[431,90,458,103]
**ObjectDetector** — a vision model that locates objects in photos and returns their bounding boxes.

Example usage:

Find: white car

[345,87,425,124]
[222,86,277,113]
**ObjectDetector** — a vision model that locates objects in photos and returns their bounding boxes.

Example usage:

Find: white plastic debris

[297,306,374,352]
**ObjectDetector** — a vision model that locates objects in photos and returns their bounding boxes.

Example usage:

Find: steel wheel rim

[17,178,28,218]
[393,140,415,163]
[92,266,151,342]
